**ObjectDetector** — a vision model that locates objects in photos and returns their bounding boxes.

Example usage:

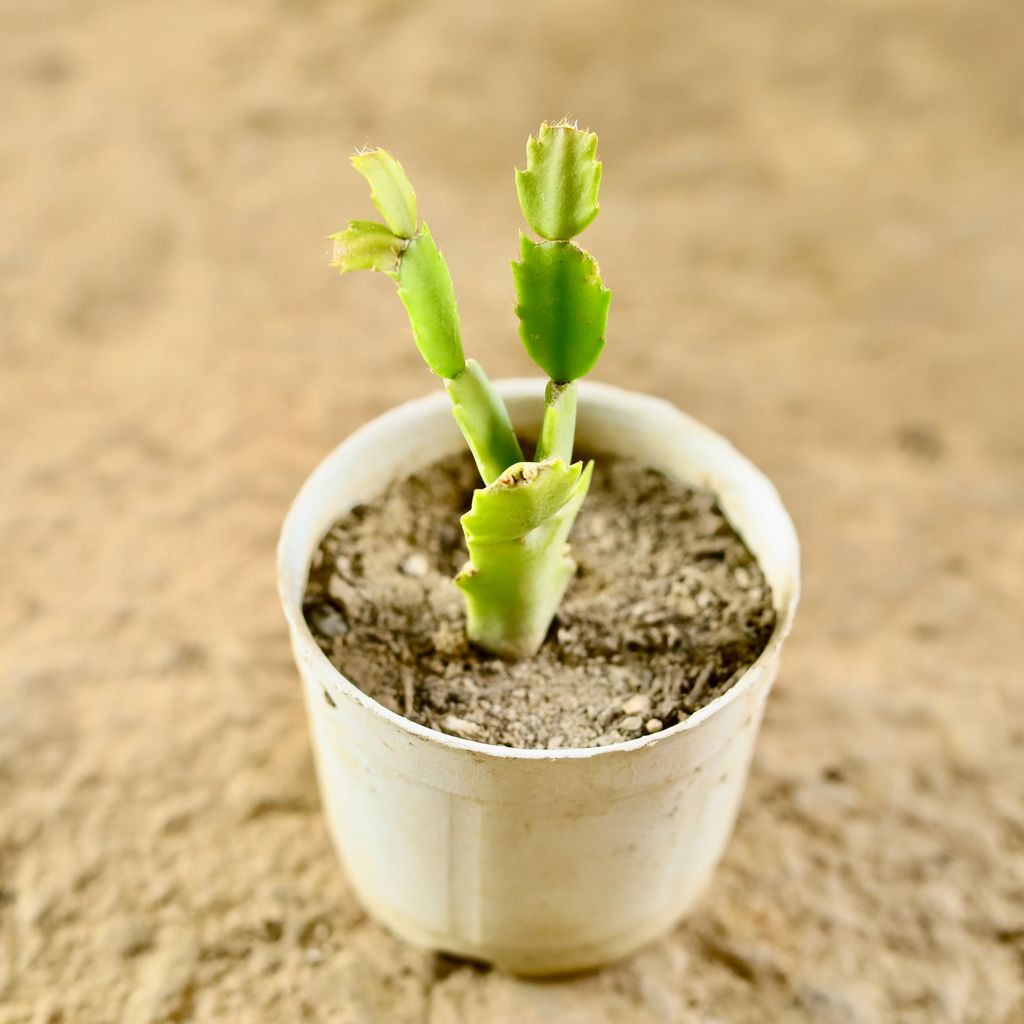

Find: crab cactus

[331,121,610,658]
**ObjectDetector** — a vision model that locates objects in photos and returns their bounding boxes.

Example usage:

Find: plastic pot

[278,380,799,975]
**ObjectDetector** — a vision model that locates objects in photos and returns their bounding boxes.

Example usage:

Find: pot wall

[278,380,800,974]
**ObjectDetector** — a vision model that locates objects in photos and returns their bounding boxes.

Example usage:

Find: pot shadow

[430,949,604,983]
[431,951,491,982]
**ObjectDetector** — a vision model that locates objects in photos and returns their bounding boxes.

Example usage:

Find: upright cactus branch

[331,152,522,484]
[330,122,610,659]
[513,120,611,471]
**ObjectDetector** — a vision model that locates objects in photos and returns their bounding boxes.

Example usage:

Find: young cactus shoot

[331,121,610,659]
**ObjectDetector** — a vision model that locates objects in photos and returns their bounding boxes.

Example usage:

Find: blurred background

[3,0,1023,1021]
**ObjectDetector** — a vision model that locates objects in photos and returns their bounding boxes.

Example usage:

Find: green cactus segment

[535,380,577,463]
[329,220,405,274]
[350,149,418,239]
[445,359,524,484]
[394,225,466,380]
[512,235,610,382]
[462,458,582,540]
[515,122,602,241]
[458,460,594,659]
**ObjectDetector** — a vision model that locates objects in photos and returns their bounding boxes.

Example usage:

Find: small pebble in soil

[622,694,652,716]
[309,605,347,639]
[441,714,484,740]
[304,452,776,749]
[399,552,430,577]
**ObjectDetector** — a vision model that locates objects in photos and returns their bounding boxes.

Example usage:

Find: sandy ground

[2,0,1023,1021]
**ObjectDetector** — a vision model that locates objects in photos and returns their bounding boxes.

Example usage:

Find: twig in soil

[685,661,715,709]
[403,672,415,717]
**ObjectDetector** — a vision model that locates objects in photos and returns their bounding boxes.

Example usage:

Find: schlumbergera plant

[331,121,610,659]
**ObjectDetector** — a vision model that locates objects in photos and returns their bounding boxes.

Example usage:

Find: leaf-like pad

[351,149,418,239]
[329,220,405,274]
[461,459,583,542]
[512,236,610,382]
[515,121,601,241]
[396,224,465,380]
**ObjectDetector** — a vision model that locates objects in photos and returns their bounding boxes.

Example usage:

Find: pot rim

[278,378,800,762]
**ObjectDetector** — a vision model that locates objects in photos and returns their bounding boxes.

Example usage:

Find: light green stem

[535,380,577,463]
[445,359,523,484]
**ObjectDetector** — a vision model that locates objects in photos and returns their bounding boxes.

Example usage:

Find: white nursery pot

[278,380,799,975]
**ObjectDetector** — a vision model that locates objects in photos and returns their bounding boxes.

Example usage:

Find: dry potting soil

[304,452,776,749]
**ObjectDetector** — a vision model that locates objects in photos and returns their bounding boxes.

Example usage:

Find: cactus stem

[536,380,577,464]
[445,360,524,485]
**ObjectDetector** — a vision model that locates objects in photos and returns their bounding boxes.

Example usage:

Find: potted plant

[278,121,800,975]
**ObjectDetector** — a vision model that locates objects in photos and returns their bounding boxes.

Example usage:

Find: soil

[303,453,776,748]
[4,0,1024,1020]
